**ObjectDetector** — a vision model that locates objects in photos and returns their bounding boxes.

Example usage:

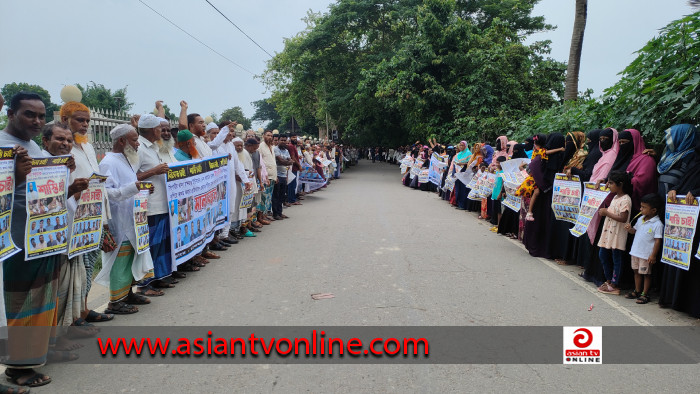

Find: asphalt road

[32,160,699,393]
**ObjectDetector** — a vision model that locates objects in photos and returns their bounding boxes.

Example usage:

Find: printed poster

[68,173,107,258]
[239,188,256,210]
[400,155,414,174]
[502,182,521,212]
[134,182,152,255]
[298,162,327,192]
[570,183,610,237]
[418,169,430,184]
[552,174,582,224]
[662,197,699,271]
[0,147,19,260]
[25,155,70,260]
[428,153,447,185]
[166,155,230,267]
[443,174,457,192]
[410,159,424,178]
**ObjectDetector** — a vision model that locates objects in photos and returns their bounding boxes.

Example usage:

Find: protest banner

[428,153,447,185]
[134,182,153,255]
[25,155,70,260]
[570,183,610,237]
[662,197,699,271]
[299,162,327,192]
[0,147,19,260]
[552,174,582,224]
[239,188,256,210]
[467,171,488,201]
[418,169,430,184]
[400,155,413,175]
[166,155,230,267]
[502,182,521,212]
[463,169,481,190]
[480,172,497,197]
[68,173,107,258]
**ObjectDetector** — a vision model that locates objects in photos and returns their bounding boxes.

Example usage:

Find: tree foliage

[1,82,60,122]
[218,106,252,130]
[77,82,133,112]
[514,11,700,145]
[262,0,563,146]
[251,99,283,130]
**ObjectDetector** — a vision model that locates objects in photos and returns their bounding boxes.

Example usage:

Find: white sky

[0,0,696,122]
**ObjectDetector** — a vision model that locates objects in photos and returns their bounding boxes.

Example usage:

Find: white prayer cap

[157,117,168,123]
[232,137,243,143]
[110,124,135,140]
[205,122,219,132]
[138,114,161,129]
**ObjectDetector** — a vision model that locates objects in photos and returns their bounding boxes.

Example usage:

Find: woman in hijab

[482,144,494,165]
[564,132,588,171]
[463,143,484,212]
[625,129,658,210]
[659,125,699,314]
[662,137,700,318]
[523,137,534,158]
[610,129,634,173]
[440,146,457,201]
[580,128,620,285]
[497,144,528,238]
[491,136,509,167]
[451,141,472,209]
[569,129,602,182]
[542,133,571,260]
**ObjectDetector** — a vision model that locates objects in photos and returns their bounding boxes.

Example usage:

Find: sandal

[136,286,164,297]
[178,263,200,272]
[625,290,641,299]
[172,271,187,279]
[125,292,151,305]
[67,318,99,339]
[5,369,51,388]
[104,301,138,315]
[636,294,651,304]
[0,383,31,393]
[85,310,114,323]
[151,280,175,289]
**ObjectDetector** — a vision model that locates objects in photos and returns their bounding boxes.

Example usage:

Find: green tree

[77,82,132,112]
[0,112,7,130]
[251,99,283,130]
[218,106,251,130]
[1,82,60,122]
[564,0,588,101]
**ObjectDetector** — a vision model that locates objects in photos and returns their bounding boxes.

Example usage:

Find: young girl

[597,171,633,295]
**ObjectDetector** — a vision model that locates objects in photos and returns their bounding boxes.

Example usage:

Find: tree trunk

[564,0,588,101]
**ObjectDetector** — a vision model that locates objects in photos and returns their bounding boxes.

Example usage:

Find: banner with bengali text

[662,197,699,271]
[569,183,610,237]
[552,174,582,224]
[68,173,107,259]
[0,146,19,260]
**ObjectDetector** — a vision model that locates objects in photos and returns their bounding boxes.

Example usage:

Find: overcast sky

[0,0,696,123]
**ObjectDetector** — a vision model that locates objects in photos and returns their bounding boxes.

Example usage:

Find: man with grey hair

[96,124,154,315]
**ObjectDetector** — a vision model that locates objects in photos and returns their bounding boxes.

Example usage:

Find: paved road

[36,161,699,393]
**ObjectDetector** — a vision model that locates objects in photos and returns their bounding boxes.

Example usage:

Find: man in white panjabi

[96,124,154,315]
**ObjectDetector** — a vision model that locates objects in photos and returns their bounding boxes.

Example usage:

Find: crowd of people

[392,126,700,315]
[0,91,358,391]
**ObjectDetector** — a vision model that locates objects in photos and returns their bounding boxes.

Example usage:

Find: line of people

[0,91,355,391]
[392,125,700,317]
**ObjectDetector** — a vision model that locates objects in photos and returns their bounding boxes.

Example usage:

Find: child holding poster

[597,171,633,295]
[624,194,664,304]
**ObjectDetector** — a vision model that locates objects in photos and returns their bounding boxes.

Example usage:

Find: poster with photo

[166,155,230,266]
[25,155,70,260]
[67,173,107,258]
[0,147,19,260]
[410,159,424,178]
[552,174,582,224]
[502,182,521,212]
[443,174,457,192]
[662,197,699,271]
[134,182,153,255]
[570,183,610,237]
[418,169,430,184]
[428,153,447,185]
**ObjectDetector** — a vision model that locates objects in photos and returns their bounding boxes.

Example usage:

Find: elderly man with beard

[39,123,95,353]
[258,130,277,222]
[0,92,59,389]
[96,124,154,315]
[233,138,258,237]
[134,114,176,295]
[60,101,114,324]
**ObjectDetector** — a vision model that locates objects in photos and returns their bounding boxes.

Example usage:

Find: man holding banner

[96,124,154,315]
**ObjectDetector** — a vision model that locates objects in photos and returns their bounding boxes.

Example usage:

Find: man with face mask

[135,114,176,294]
[96,124,154,316]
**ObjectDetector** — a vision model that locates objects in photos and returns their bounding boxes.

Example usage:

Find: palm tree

[564,0,588,101]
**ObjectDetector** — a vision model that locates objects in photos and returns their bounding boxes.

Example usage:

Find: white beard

[159,138,175,155]
[124,145,140,167]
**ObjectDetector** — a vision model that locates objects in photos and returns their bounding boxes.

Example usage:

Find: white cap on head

[110,124,135,140]
[157,117,168,124]
[138,114,161,129]
[232,137,243,143]
[205,122,219,132]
